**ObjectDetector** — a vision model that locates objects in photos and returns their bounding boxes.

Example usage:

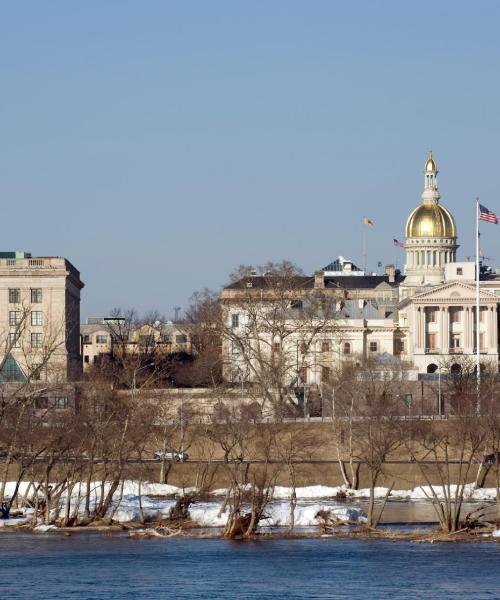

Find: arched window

[427,363,438,374]
[343,342,351,355]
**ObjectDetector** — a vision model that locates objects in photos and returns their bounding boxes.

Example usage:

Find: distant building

[221,152,500,386]
[80,318,193,368]
[0,252,84,382]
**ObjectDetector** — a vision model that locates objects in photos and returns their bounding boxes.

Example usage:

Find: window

[35,397,48,410]
[31,311,43,326]
[138,335,152,347]
[96,335,108,344]
[321,340,330,352]
[300,342,307,355]
[30,288,42,303]
[31,333,43,348]
[457,267,463,276]
[9,288,20,304]
[84,355,90,363]
[451,308,461,323]
[231,313,239,328]
[299,367,307,383]
[452,335,461,349]
[175,334,187,344]
[369,341,378,353]
[83,335,90,343]
[343,342,351,355]
[273,342,281,353]
[9,332,20,348]
[322,366,331,383]
[9,311,21,326]
[53,397,68,410]
[291,300,303,310]
[31,364,42,381]
[426,308,438,323]
[395,339,404,354]
[427,333,437,350]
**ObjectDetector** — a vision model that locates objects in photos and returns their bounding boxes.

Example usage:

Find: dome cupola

[402,151,459,288]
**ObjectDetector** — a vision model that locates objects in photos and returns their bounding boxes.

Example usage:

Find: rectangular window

[83,335,90,343]
[457,267,463,276]
[35,397,49,410]
[321,340,331,352]
[369,341,378,353]
[96,335,108,344]
[31,364,42,381]
[231,313,239,328]
[175,334,187,344]
[53,397,68,410]
[451,308,461,323]
[30,288,42,303]
[427,333,437,350]
[427,308,438,323]
[9,288,20,304]
[480,333,486,350]
[31,333,43,348]
[31,311,43,326]
[395,339,404,354]
[452,335,461,349]
[84,355,90,363]
[9,311,21,326]
[322,366,331,383]
[9,332,20,348]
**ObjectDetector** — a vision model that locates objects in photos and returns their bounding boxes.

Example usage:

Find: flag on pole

[393,238,405,248]
[363,216,374,226]
[479,204,499,224]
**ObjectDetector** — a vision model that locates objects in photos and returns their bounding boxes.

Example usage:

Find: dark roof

[224,274,405,291]
[322,258,363,272]
[324,276,402,289]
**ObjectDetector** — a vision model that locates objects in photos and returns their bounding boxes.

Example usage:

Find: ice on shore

[1,479,498,528]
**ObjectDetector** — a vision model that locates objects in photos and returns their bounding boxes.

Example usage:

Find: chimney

[385,264,396,283]
[314,271,325,289]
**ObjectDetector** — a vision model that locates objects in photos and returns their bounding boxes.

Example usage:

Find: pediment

[410,281,498,303]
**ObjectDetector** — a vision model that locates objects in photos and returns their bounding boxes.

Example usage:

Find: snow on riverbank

[0,480,497,528]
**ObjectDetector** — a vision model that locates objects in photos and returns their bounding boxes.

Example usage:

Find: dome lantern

[402,151,459,288]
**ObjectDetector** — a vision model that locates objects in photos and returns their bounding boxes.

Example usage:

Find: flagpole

[362,219,367,273]
[475,197,481,397]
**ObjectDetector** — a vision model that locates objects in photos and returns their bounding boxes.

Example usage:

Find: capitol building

[221,152,500,385]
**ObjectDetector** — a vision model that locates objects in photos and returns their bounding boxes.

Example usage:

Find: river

[1,532,499,599]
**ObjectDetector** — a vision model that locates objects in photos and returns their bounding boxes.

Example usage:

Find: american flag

[479,204,499,224]
[393,238,405,248]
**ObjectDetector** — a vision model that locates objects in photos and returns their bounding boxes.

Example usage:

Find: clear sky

[1,1,499,319]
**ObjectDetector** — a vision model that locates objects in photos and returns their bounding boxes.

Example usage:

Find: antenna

[173,306,181,322]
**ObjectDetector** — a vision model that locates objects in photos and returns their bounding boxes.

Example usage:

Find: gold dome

[406,203,457,238]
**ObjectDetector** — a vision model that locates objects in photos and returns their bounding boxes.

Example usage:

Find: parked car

[153,448,188,462]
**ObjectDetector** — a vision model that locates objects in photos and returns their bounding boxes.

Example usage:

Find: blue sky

[1,1,499,319]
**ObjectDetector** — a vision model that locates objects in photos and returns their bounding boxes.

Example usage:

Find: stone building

[220,152,500,385]
[80,318,193,369]
[0,252,84,382]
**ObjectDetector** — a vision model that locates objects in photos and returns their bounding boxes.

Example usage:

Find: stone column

[443,306,450,354]
[422,307,427,350]
[439,307,445,352]
[461,306,467,351]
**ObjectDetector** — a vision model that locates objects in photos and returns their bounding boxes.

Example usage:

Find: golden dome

[406,203,457,238]
[424,150,437,172]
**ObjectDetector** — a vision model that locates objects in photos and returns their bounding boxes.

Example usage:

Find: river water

[1,532,499,599]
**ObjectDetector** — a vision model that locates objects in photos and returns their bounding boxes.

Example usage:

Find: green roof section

[0,251,32,259]
[0,354,27,383]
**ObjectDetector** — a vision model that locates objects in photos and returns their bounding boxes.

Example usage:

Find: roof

[224,274,404,291]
